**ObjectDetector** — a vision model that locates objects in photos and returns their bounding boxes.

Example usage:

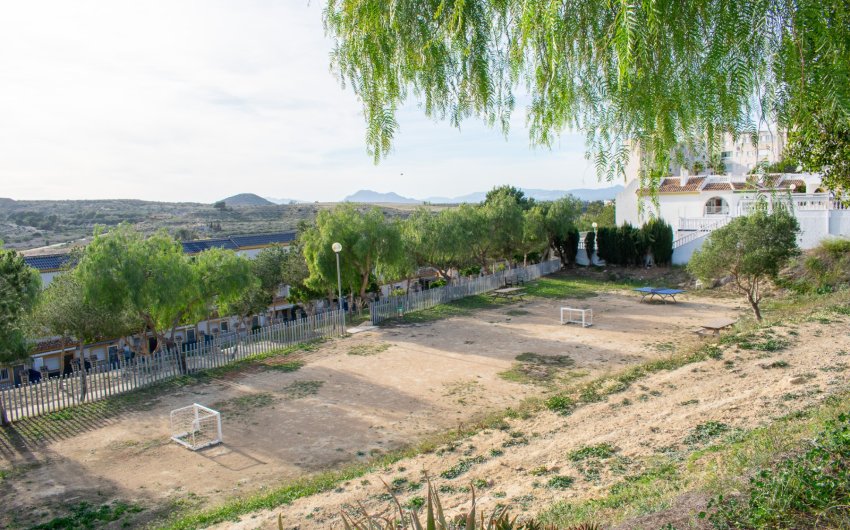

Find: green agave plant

[278,476,600,530]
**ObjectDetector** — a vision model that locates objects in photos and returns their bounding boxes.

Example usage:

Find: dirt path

[0,289,740,529]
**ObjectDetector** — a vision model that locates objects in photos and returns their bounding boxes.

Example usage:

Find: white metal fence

[369,259,561,325]
[0,310,345,424]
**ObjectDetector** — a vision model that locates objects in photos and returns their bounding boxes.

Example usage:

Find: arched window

[704,197,729,215]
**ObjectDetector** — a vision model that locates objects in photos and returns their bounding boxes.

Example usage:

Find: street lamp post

[332,242,344,328]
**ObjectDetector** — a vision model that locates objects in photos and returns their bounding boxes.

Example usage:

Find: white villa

[616,132,850,264]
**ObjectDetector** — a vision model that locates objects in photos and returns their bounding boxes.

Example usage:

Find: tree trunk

[358,272,370,307]
[78,340,88,401]
[747,293,762,321]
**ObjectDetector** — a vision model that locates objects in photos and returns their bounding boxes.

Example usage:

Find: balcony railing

[738,193,840,214]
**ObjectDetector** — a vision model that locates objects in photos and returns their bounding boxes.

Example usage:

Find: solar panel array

[23,231,297,271]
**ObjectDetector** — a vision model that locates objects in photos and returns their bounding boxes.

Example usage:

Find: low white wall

[829,210,850,239]
[575,249,599,266]
[796,211,830,249]
[672,235,709,265]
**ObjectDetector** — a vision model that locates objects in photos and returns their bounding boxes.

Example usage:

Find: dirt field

[0,276,746,529]
[214,303,850,530]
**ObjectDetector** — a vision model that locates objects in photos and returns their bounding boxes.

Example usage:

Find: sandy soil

[0,287,743,528]
[217,309,850,530]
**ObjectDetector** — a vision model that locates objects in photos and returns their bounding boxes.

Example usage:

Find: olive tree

[35,272,139,400]
[688,203,800,320]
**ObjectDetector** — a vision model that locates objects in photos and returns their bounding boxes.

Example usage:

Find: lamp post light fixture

[591,222,598,265]
[332,242,345,327]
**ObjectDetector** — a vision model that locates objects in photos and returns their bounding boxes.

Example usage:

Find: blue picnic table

[634,287,685,303]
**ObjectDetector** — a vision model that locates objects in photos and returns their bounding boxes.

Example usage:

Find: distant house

[616,173,850,264]
[23,230,298,287]
[614,131,849,265]
[20,254,74,287]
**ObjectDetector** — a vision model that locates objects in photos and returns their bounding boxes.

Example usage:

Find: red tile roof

[703,182,733,191]
[656,177,706,193]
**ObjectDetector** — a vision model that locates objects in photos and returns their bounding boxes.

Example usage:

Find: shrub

[641,218,674,266]
[703,413,850,529]
[547,475,576,489]
[782,237,850,293]
[564,226,581,266]
[545,394,576,414]
[596,223,647,266]
[569,444,617,461]
[684,421,730,445]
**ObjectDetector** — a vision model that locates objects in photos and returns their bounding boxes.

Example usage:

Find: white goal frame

[170,403,222,450]
[560,307,593,328]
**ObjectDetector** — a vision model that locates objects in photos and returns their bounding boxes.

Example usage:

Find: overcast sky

[1,1,602,203]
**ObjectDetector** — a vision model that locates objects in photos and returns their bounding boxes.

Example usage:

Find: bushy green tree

[577,202,616,231]
[301,205,404,307]
[788,115,850,201]
[0,248,40,366]
[689,205,800,320]
[323,1,850,193]
[403,208,467,281]
[454,203,495,273]
[485,185,533,210]
[35,273,139,400]
[483,192,524,265]
[0,245,41,425]
[544,196,583,267]
[223,244,309,323]
[75,225,252,355]
[517,205,548,265]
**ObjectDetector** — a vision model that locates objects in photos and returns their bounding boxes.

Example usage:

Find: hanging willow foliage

[324,0,850,194]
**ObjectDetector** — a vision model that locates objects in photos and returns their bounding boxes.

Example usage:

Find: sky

[0,1,602,203]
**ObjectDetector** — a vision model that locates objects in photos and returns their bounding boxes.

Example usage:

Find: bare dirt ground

[0,279,743,529]
[218,308,850,530]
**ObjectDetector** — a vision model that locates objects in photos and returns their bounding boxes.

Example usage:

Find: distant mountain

[557,186,624,202]
[340,185,624,205]
[424,185,624,204]
[344,190,421,204]
[220,193,275,207]
[264,197,302,205]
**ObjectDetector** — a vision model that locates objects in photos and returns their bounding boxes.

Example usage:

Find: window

[721,151,732,159]
[220,321,229,333]
[186,328,196,342]
[0,368,8,380]
[705,197,729,215]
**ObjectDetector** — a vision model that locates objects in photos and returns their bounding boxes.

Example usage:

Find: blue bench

[634,287,685,304]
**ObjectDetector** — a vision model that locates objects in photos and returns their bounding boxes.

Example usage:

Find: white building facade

[616,131,849,264]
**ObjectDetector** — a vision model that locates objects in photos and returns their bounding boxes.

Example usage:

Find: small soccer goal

[170,403,222,450]
[560,307,593,328]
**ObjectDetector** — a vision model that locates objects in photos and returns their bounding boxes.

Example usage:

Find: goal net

[170,403,222,450]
